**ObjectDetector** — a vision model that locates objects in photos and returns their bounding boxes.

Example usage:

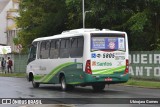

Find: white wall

[0,0,12,45]
[13,2,19,10]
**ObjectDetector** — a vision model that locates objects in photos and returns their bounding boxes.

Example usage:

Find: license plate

[105,78,112,81]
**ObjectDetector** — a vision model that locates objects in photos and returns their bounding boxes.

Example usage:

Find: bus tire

[32,80,40,88]
[92,84,105,91]
[60,76,74,91]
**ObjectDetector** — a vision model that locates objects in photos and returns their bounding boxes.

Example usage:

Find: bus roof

[33,28,126,42]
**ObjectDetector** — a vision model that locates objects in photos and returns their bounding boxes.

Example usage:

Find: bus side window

[40,41,45,59]
[46,41,50,58]
[70,37,84,58]
[77,37,84,57]
[70,38,78,58]
[50,40,59,59]
[71,38,78,48]
[28,42,37,64]
[40,41,50,59]
[60,39,70,58]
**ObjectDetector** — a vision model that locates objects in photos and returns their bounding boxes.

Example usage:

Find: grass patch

[124,79,160,88]
[0,72,26,78]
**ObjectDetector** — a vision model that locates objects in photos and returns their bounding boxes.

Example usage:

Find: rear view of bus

[85,31,129,91]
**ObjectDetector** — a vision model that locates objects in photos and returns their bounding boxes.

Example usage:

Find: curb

[117,84,160,89]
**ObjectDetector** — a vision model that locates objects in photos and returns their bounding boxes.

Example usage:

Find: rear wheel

[32,79,40,88]
[60,76,74,91]
[92,84,105,91]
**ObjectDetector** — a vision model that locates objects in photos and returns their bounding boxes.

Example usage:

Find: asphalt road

[0,77,160,107]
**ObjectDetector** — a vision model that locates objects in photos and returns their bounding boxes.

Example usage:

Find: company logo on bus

[92,61,112,66]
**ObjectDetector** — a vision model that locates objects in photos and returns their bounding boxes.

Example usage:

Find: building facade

[0,0,20,53]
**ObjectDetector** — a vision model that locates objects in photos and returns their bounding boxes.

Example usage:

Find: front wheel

[60,76,74,91]
[92,84,105,91]
[32,80,40,88]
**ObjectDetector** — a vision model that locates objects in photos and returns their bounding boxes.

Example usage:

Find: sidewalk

[0,71,6,74]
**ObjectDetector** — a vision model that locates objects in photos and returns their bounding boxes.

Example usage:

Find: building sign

[129,51,160,79]
[0,46,11,54]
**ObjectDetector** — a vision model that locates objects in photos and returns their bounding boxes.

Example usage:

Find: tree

[66,0,160,51]
[16,0,67,53]
[16,0,160,51]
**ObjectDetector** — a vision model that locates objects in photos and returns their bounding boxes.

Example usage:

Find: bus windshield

[91,33,126,52]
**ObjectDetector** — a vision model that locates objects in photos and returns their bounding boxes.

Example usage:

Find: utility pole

[82,0,85,28]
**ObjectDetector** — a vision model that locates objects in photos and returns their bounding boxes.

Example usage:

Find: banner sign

[0,46,11,54]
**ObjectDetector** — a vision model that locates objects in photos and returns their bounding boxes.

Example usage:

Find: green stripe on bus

[34,75,45,80]
[92,66,125,74]
[93,66,125,72]
[34,62,75,83]
[68,82,83,85]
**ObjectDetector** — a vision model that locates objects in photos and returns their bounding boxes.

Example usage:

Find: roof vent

[102,29,110,31]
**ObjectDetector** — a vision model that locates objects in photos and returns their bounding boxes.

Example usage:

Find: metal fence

[0,54,28,73]
[13,54,28,72]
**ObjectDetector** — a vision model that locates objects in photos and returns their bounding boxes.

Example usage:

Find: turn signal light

[125,59,129,74]
[85,60,92,74]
